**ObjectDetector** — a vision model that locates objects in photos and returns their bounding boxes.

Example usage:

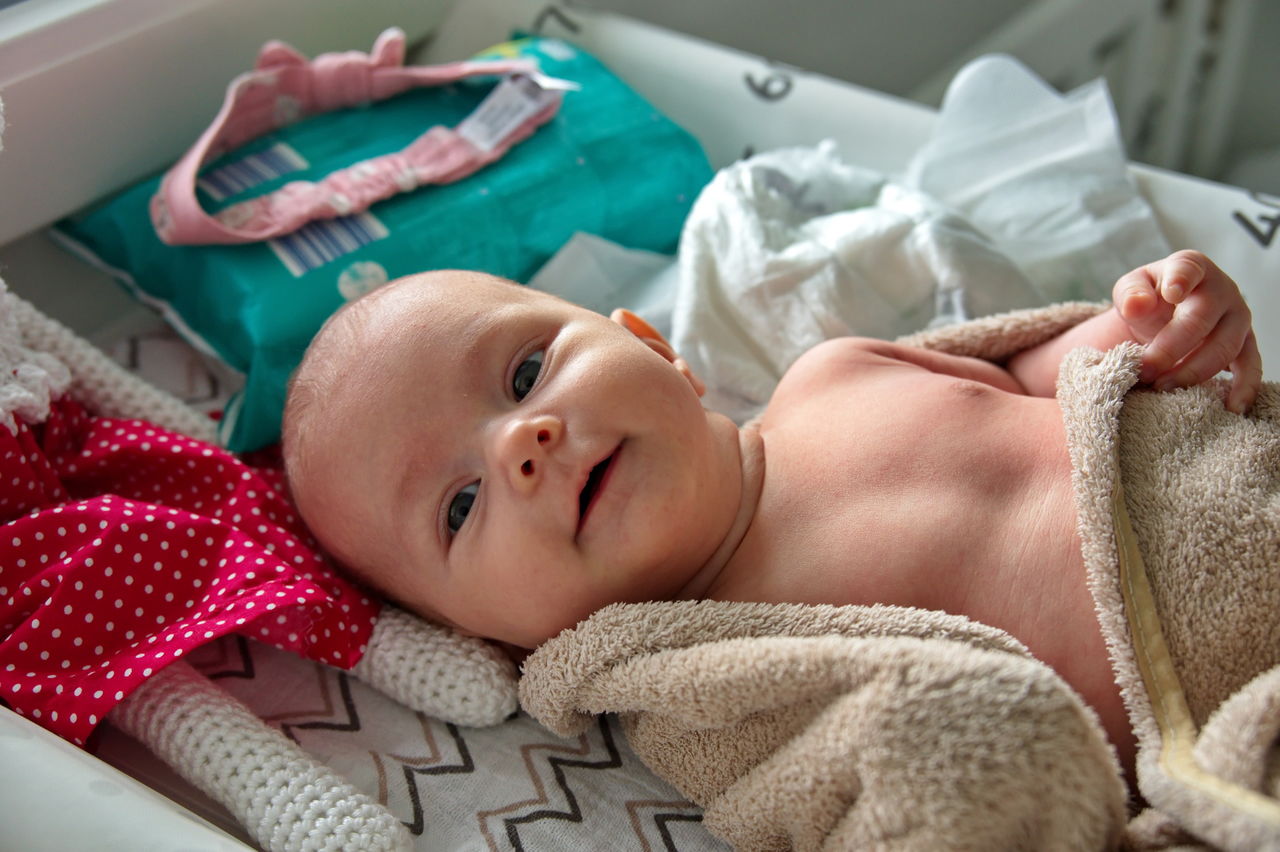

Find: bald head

[277,267,739,646]
[281,270,548,579]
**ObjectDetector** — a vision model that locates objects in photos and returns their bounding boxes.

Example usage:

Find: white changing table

[1,1,1277,850]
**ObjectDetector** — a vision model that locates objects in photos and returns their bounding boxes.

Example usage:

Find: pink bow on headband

[152,28,564,245]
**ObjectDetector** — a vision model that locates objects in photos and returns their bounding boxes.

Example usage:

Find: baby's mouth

[577,447,618,533]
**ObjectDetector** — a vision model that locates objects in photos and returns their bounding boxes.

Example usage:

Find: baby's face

[293,272,741,648]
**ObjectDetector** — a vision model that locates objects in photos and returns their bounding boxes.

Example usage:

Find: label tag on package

[457,72,578,152]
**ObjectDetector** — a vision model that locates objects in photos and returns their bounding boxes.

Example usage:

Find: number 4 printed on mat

[1233,192,1280,249]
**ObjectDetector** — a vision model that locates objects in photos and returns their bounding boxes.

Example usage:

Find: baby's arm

[1006,251,1262,412]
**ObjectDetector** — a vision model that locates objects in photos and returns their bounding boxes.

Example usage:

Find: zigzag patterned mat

[97,634,729,851]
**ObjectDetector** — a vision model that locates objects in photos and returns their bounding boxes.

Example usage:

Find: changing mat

[7,3,1280,848]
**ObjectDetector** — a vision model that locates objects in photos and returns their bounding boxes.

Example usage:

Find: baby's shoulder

[756,338,893,431]
[772,337,887,398]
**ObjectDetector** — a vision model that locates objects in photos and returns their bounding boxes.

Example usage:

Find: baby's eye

[512,350,544,401]
[447,482,479,534]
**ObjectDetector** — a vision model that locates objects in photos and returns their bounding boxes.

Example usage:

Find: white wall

[1224,0,1280,192]
[584,0,1033,96]
[586,0,1280,190]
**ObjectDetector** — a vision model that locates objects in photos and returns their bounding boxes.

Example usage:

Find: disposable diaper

[672,142,1040,423]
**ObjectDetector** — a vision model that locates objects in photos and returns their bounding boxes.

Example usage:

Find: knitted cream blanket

[520,303,1280,851]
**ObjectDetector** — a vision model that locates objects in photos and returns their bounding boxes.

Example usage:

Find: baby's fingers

[1151,304,1251,390]
[1227,332,1262,414]
[1113,268,1169,343]
[1142,292,1229,383]
[1154,250,1209,304]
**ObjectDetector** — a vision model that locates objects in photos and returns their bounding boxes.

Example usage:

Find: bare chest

[711,372,1086,637]
[705,363,1130,766]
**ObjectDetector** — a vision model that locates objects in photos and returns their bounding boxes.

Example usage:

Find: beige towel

[916,302,1280,850]
[521,303,1280,851]
[1059,342,1280,851]
[522,601,1127,850]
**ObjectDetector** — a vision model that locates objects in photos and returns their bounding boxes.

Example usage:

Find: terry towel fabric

[1059,342,1280,851]
[521,302,1280,851]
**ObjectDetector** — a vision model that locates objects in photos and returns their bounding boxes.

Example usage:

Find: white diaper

[672,141,1040,423]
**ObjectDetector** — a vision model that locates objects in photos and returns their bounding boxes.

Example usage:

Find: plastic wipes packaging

[55,35,712,451]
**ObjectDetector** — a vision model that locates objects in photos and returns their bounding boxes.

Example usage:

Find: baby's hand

[1114,250,1261,413]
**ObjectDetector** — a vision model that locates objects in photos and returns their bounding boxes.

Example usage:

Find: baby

[283,250,1261,783]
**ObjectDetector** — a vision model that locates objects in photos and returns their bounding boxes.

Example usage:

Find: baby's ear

[610,309,706,396]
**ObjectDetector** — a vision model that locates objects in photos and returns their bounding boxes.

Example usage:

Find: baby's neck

[676,420,765,601]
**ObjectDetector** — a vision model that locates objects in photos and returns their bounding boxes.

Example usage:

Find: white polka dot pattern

[0,396,379,746]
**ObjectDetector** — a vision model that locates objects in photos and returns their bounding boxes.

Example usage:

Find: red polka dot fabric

[0,396,380,747]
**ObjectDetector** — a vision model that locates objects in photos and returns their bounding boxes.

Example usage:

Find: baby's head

[284,271,743,648]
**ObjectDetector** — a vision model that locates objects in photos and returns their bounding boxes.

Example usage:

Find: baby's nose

[494,414,563,491]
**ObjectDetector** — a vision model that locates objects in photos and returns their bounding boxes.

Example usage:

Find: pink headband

[151,28,564,245]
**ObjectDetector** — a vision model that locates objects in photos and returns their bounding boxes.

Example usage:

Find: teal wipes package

[56,36,713,451]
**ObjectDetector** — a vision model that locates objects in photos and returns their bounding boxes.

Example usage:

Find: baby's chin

[491,606,607,651]
[415,608,565,651]
[502,622,579,651]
